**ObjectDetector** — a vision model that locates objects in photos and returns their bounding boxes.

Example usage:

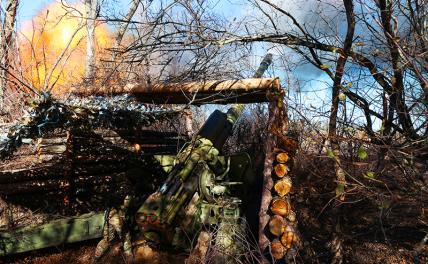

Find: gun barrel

[254,53,273,78]
[224,53,273,132]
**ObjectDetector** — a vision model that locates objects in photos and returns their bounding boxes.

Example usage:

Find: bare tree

[0,0,19,110]
[0,0,19,224]
[85,0,99,83]
[114,0,141,48]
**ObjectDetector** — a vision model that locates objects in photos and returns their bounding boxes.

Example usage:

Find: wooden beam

[0,212,104,256]
[75,78,281,104]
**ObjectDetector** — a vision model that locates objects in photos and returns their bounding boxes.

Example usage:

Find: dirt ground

[292,152,427,264]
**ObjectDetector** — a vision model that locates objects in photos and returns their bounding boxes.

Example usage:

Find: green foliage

[379,121,385,133]
[364,171,376,179]
[357,146,368,160]
[335,183,345,197]
[327,149,335,158]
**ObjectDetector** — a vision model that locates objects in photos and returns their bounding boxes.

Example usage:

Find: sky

[18,0,52,20]
[17,0,240,25]
[15,0,334,123]
[18,0,128,23]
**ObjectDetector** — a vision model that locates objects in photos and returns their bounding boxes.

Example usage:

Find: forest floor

[293,151,427,264]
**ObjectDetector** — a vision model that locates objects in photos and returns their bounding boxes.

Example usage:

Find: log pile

[0,128,186,196]
[0,94,182,159]
[0,95,188,231]
[268,143,300,260]
[259,89,301,261]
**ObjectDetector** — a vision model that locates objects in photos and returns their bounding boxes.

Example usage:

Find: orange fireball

[19,2,110,93]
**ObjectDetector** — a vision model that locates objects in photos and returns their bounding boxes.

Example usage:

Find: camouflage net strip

[0,94,184,160]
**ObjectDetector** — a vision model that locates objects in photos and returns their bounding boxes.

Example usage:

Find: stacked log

[0,128,187,195]
[268,145,299,260]
[259,90,300,261]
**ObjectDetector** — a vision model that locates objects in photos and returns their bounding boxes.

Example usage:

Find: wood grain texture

[76,78,281,104]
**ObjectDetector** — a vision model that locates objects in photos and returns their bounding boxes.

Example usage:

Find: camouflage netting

[0,93,191,233]
[0,93,184,160]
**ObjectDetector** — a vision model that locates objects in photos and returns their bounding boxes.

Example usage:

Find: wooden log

[73,137,121,145]
[0,212,104,256]
[274,177,292,197]
[37,145,67,154]
[137,145,182,154]
[76,78,281,104]
[74,145,131,155]
[0,161,131,184]
[102,136,183,146]
[268,215,286,237]
[274,163,288,178]
[0,173,127,195]
[74,163,130,175]
[0,166,64,184]
[34,133,68,139]
[73,130,188,147]
[36,137,67,145]
[75,154,131,163]
[280,229,299,249]
[73,174,121,186]
[258,101,277,253]
[36,139,66,146]
[80,129,184,139]
[0,179,67,194]
[270,198,291,217]
[276,152,289,163]
[271,239,287,260]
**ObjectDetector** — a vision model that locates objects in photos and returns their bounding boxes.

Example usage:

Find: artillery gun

[95,54,273,261]
[1,55,287,263]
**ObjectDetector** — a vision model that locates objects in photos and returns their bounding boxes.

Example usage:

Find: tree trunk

[329,2,355,263]
[184,109,194,138]
[0,0,19,109]
[85,0,98,83]
[115,0,140,48]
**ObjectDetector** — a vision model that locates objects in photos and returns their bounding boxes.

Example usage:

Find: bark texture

[77,78,280,104]
[85,0,98,83]
[0,0,18,109]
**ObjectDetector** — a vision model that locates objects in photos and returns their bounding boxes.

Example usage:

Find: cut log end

[274,163,288,178]
[271,239,287,260]
[276,152,289,163]
[281,231,299,249]
[268,215,286,237]
[270,198,290,217]
[274,177,292,197]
